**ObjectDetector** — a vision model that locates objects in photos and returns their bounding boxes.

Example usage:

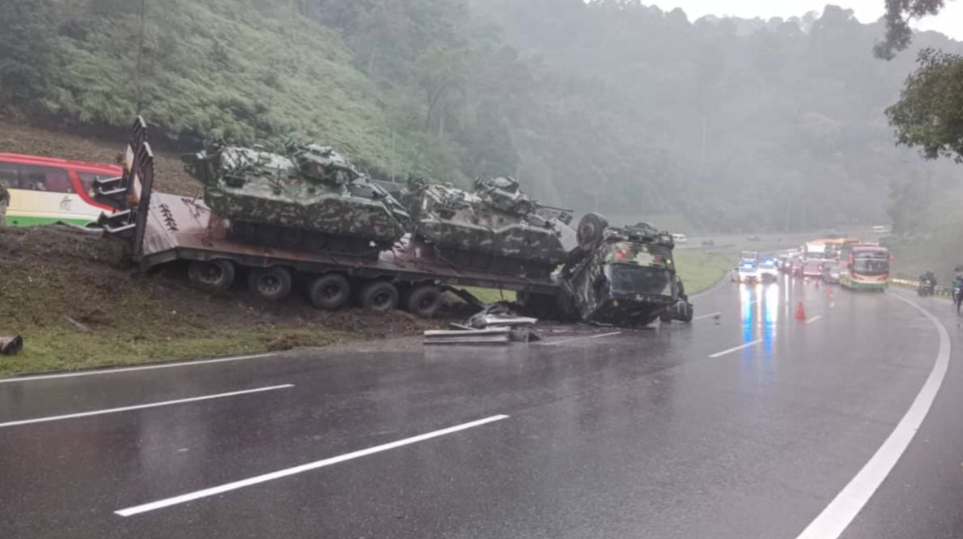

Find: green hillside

[2,0,961,234]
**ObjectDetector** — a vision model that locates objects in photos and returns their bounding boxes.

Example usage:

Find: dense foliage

[0,0,961,231]
[875,0,949,59]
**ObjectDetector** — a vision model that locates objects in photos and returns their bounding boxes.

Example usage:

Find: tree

[875,0,951,60]
[887,49,963,162]
[0,0,58,108]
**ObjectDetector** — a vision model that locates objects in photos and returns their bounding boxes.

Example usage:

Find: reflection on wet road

[0,276,959,539]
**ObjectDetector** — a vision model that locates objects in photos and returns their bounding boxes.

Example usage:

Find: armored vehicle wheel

[577,213,609,252]
[359,281,399,313]
[406,284,442,318]
[188,260,236,292]
[278,228,303,249]
[248,267,293,301]
[308,274,351,311]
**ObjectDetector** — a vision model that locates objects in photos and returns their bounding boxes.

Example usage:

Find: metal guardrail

[891,278,954,298]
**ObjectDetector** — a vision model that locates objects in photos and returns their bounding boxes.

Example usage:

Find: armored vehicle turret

[183,143,409,258]
[404,176,574,278]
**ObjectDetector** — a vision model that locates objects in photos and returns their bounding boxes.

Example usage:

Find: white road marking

[806,315,823,324]
[539,332,622,347]
[115,415,510,517]
[0,385,294,428]
[693,311,722,321]
[795,293,950,539]
[0,354,275,384]
[708,339,762,358]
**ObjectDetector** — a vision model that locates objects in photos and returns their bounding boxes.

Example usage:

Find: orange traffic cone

[796,302,807,321]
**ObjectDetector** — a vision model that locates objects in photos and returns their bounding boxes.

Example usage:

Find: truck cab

[559,219,691,326]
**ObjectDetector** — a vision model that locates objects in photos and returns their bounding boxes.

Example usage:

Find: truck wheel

[308,274,351,311]
[679,302,694,323]
[577,213,609,252]
[406,284,442,318]
[359,281,399,313]
[188,260,236,292]
[248,267,293,301]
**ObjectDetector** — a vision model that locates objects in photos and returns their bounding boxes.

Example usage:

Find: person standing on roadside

[0,181,9,227]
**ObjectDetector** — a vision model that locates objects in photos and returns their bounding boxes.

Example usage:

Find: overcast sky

[656,1,963,39]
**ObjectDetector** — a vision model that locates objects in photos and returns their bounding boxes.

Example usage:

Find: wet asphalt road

[1,276,961,539]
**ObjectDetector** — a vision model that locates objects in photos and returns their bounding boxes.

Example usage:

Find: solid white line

[806,315,823,324]
[0,385,294,428]
[708,339,762,358]
[0,354,275,384]
[795,293,950,539]
[116,414,510,517]
[693,311,722,321]
[539,332,622,347]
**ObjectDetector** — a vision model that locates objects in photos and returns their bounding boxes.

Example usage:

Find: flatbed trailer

[95,118,690,325]
[141,191,560,294]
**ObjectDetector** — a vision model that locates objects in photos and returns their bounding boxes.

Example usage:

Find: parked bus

[839,243,890,291]
[0,153,121,227]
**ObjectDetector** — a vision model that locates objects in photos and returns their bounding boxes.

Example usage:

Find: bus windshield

[852,253,889,276]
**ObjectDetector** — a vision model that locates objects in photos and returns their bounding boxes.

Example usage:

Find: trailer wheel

[359,281,399,313]
[406,285,442,318]
[248,267,293,301]
[308,274,351,311]
[577,213,609,252]
[188,260,236,292]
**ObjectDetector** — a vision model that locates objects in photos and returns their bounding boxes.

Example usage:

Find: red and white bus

[839,243,890,291]
[0,153,121,227]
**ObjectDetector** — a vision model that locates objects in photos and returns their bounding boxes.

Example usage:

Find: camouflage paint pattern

[183,144,409,248]
[405,177,571,268]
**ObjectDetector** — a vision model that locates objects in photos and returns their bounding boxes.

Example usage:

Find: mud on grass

[0,226,433,376]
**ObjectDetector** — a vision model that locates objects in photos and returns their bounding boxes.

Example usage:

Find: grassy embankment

[0,227,431,377]
[675,250,734,294]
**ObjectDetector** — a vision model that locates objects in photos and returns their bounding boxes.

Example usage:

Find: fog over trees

[1,0,961,234]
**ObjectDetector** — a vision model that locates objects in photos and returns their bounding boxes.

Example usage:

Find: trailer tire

[248,267,293,301]
[188,260,236,292]
[359,281,399,313]
[406,285,442,318]
[308,274,351,311]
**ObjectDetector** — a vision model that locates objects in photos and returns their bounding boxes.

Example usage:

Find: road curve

[0,276,958,539]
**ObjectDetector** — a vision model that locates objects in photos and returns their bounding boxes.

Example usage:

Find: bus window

[18,165,74,193]
[0,163,17,188]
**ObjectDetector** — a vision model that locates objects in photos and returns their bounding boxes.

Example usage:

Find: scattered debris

[467,303,537,329]
[0,336,24,356]
[424,327,511,345]
[424,300,541,345]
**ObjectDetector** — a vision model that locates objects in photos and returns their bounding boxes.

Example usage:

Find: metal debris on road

[424,327,511,345]
[423,300,541,345]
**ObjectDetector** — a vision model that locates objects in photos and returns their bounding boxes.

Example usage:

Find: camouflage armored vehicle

[183,143,409,258]
[404,176,575,278]
[531,214,692,326]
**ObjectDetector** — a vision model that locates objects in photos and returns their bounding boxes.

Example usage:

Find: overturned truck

[95,117,692,327]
